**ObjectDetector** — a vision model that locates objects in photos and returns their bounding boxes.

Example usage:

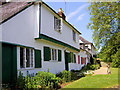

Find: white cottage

[79,36,96,64]
[1,1,81,84]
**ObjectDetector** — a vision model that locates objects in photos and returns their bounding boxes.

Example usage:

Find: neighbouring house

[1,1,83,84]
[79,36,96,64]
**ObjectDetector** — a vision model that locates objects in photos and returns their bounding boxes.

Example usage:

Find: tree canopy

[88,1,120,67]
[98,32,120,67]
[88,1,119,48]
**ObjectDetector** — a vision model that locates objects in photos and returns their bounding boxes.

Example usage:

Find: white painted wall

[83,43,96,57]
[69,63,82,71]
[1,3,81,76]
[78,50,88,67]
[2,5,35,47]
[41,5,80,50]
[34,4,40,38]
[17,40,66,75]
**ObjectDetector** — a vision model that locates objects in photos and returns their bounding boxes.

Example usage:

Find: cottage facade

[79,36,96,64]
[1,2,83,84]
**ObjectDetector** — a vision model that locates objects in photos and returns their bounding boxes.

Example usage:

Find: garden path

[93,62,108,76]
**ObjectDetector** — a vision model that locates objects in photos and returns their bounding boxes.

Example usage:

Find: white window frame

[50,48,58,61]
[70,53,76,63]
[54,16,62,33]
[19,47,34,69]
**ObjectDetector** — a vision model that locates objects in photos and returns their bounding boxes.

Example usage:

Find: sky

[44,1,94,43]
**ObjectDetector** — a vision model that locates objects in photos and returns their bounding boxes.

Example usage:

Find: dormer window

[54,16,62,32]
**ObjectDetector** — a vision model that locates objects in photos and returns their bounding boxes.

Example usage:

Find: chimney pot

[58,8,66,20]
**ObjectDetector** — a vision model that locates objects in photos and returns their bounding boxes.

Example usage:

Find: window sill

[55,29,62,34]
[18,67,35,71]
[50,60,58,62]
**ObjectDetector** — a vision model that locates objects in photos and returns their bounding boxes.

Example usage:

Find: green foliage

[89,65,96,70]
[88,2,119,48]
[56,70,71,83]
[70,69,85,78]
[111,49,120,68]
[16,71,25,88]
[70,71,79,80]
[98,32,120,67]
[56,72,63,79]
[80,63,96,71]
[62,70,71,82]
[16,69,62,89]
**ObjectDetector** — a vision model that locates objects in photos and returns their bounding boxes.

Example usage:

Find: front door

[65,51,69,71]
[2,43,17,84]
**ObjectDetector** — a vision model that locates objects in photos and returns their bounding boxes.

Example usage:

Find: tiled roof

[0,2,33,23]
[79,36,92,44]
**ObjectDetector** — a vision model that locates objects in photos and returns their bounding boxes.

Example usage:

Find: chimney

[58,8,66,20]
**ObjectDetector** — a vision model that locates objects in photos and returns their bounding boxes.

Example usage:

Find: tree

[88,1,119,48]
[98,32,120,67]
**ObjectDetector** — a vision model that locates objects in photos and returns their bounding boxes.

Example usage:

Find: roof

[0,1,81,35]
[0,2,34,24]
[79,36,92,44]
[80,36,96,49]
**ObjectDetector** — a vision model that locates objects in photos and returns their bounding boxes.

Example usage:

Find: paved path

[93,62,108,76]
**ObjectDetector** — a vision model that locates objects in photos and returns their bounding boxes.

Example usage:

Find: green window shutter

[44,46,50,61]
[35,49,41,68]
[74,54,76,63]
[58,49,62,61]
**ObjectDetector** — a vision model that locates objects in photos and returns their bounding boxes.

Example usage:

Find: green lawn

[62,68,118,88]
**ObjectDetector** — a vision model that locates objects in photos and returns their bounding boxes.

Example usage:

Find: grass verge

[62,68,118,88]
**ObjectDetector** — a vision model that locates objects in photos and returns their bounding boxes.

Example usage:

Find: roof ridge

[79,36,92,44]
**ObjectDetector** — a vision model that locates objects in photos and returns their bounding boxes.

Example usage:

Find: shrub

[56,70,71,83]
[81,63,94,71]
[95,64,100,69]
[16,71,25,88]
[62,70,71,82]
[16,69,62,89]
[56,72,63,79]
[90,65,96,70]
[77,72,85,78]
[70,71,78,80]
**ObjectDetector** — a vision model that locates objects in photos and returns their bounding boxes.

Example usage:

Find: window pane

[31,49,33,67]
[73,31,76,41]
[20,47,24,68]
[52,49,54,60]
[54,17,57,29]
[26,48,30,67]
[54,16,61,30]
[70,52,73,63]
[55,49,57,60]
